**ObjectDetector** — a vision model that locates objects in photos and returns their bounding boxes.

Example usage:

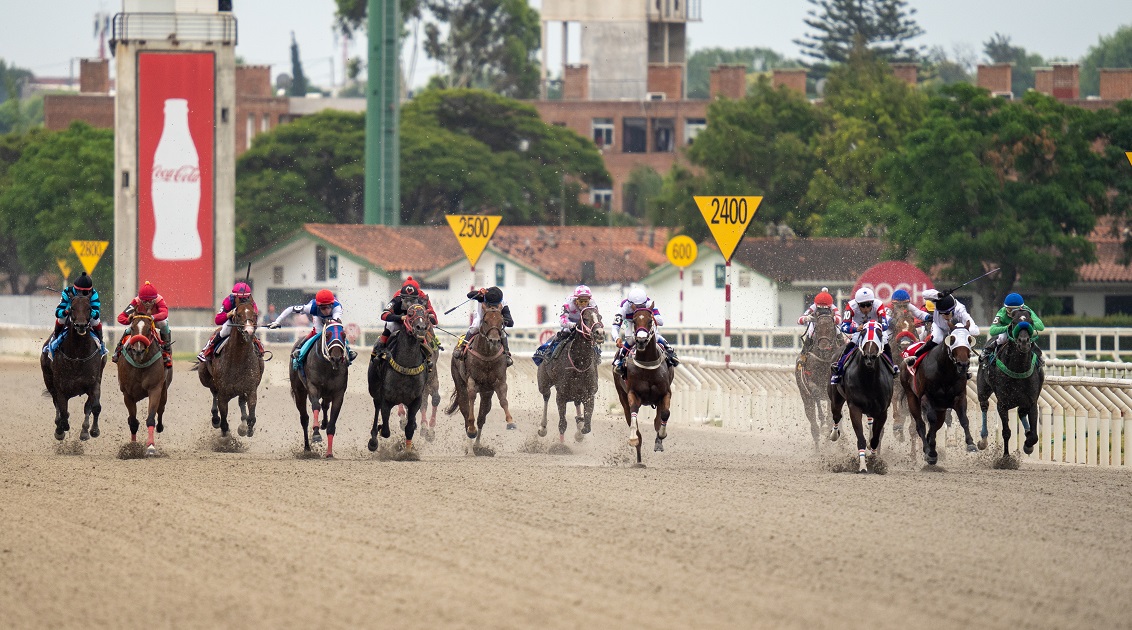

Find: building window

[1105,295,1132,315]
[516,268,527,287]
[358,267,369,287]
[475,269,486,287]
[495,263,506,287]
[591,188,612,210]
[691,269,703,286]
[1056,296,1074,315]
[315,245,327,282]
[685,118,706,145]
[652,118,675,152]
[715,264,726,289]
[328,254,338,280]
[623,117,647,153]
[261,113,270,132]
[738,270,751,288]
[246,113,255,149]
[592,117,613,149]
[272,265,284,284]
[421,279,449,290]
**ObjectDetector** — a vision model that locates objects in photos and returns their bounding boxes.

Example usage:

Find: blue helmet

[892,289,910,302]
[1004,293,1024,307]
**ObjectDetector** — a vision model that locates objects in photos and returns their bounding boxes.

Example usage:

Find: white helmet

[627,287,648,305]
[573,285,592,298]
[854,287,875,303]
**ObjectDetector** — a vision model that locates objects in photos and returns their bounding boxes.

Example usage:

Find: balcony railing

[111,12,237,52]
[646,0,702,22]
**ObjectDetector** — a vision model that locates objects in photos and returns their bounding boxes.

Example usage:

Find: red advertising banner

[852,261,935,305]
[138,52,214,308]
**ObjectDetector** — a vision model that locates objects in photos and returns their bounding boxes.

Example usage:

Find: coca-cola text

[152,165,201,183]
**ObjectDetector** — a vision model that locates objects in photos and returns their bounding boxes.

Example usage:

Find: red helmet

[815,291,834,307]
[315,289,335,305]
[139,281,158,301]
[232,282,252,297]
[400,276,421,296]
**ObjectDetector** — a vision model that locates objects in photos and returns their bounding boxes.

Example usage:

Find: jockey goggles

[858,301,874,309]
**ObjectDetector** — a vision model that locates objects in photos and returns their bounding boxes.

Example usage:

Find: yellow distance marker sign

[71,240,109,275]
[694,196,762,262]
[665,235,698,268]
[57,258,72,281]
[445,215,502,269]
[1126,151,1132,167]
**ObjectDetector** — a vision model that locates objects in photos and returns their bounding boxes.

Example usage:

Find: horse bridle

[321,321,346,364]
[632,308,656,346]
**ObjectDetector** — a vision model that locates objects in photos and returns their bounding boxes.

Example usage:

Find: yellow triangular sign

[445,215,502,269]
[694,196,762,262]
[71,240,109,275]
[1126,151,1132,168]
[57,258,72,281]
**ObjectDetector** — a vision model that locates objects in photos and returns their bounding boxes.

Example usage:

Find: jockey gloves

[315,289,335,305]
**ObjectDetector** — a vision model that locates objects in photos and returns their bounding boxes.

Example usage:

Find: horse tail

[443,390,460,416]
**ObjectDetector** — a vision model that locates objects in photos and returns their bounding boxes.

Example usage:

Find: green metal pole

[364,0,400,225]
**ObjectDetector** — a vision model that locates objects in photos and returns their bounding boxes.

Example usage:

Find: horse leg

[977,370,992,451]
[868,409,887,457]
[404,396,420,447]
[627,391,643,452]
[539,387,551,438]
[125,395,139,442]
[294,385,312,452]
[217,395,232,438]
[144,385,161,453]
[53,392,69,441]
[324,390,345,459]
[573,401,585,442]
[849,407,868,473]
[556,392,568,441]
[368,394,382,452]
[307,383,323,443]
[955,395,977,453]
[475,391,494,446]
[828,387,844,442]
[244,390,258,437]
[582,396,594,436]
[654,392,672,453]
[1022,403,1039,455]
[89,378,102,439]
[998,400,1012,460]
[923,401,942,466]
[461,376,477,439]
[156,370,171,435]
[497,380,515,430]
[210,390,221,429]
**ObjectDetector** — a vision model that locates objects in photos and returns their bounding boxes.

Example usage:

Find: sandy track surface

[2,355,1131,629]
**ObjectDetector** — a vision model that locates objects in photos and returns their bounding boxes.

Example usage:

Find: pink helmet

[573,285,592,298]
[232,282,252,297]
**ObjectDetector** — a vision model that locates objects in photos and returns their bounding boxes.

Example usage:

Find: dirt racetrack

[2,354,1131,629]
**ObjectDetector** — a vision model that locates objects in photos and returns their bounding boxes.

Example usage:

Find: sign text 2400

[710,197,750,225]
[459,216,491,238]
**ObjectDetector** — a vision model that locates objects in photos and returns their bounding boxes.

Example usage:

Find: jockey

[113,281,173,369]
[888,288,929,342]
[797,287,841,352]
[267,289,357,362]
[612,286,678,378]
[46,272,105,356]
[983,292,1045,363]
[372,276,438,359]
[455,286,514,366]
[535,285,601,366]
[829,287,897,385]
[905,290,980,368]
[196,282,263,362]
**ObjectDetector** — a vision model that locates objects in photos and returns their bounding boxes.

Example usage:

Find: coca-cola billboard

[138,52,214,308]
[852,261,935,305]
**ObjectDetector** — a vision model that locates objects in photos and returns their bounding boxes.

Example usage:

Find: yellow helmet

[924,300,936,313]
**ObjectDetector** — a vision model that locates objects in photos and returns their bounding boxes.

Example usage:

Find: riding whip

[434,325,462,338]
[443,297,474,315]
[942,268,1000,295]
[244,262,251,284]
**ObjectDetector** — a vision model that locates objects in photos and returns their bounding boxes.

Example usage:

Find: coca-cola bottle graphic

[151,98,202,260]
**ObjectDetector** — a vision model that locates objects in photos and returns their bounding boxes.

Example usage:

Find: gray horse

[537,307,605,442]
[40,294,106,442]
[289,322,350,458]
[368,303,432,452]
[194,301,265,438]
[795,310,841,449]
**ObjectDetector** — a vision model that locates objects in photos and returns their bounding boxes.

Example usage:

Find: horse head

[126,314,157,362]
[232,300,258,342]
[578,306,605,346]
[858,320,882,367]
[632,308,656,349]
[811,309,839,359]
[1008,308,1034,350]
[404,303,431,340]
[68,293,92,336]
[480,306,505,345]
[322,321,347,368]
[944,326,973,376]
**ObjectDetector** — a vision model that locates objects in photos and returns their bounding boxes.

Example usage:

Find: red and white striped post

[469,265,475,326]
[724,258,732,368]
[679,268,684,324]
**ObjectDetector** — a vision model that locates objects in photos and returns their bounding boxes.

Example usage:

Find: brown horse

[195,301,265,438]
[887,302,921,443]
[795,309,841,449]
[613,307,674,465]
[445,306,513,454]
[538,306,605,443]
[117,314,172,454]
[901,326,977,465]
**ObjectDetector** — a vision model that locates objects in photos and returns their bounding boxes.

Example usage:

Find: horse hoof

[506,423,517,430]
[537,427,547,438]
[575,429,584,443]
[54,430,65,441]
[654,437,664,452]
[829,426,841,442]
[466,428,478,439]
[658,424,667,439]
[367,438,378,452]
[325,452,334,459]
[211,418,221,429]
[246,425,255,438]
[312,432,322,443]
[1023,444,1034,455]
[145,445,157,457]
[967,443,978,453]
[425,428,435,443]
[629,436,640,447]
[80,431,90,441]
[977,439,988,451]
[238,423,248,437]
[89,427,99,438]
[380,425,391,439]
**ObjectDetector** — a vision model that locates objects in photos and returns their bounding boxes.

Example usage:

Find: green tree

[623,166,664,218]
[647,164,712,242]
[1081,25,1132,97]
[1087,100,1132,263]
[685,47,804,99]
[921,44,975,87]
[334,0,421,35]
[289,32,309,96]
[983,33,1046,97]
[795,0,924,64]
[0,123,114,294]
[883,84,1106,315]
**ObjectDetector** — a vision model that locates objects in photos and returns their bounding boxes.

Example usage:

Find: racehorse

[116,314,172,455]
[828,320,894,473]
[887,302,921,443]
[445,306,514,452]
[195,301,264,438]
[613,307,674,465]
[399,361,440,442]
[977,308,1043,459]
[40,294,106,441]
[289,322,349,457]
[794,310,841,449]
[368,303,432,452]
[901,326,977,465]
[538,307,605,443]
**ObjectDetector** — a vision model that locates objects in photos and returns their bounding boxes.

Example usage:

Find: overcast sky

[2,0,1129,90]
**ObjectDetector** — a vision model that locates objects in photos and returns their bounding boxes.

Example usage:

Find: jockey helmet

[892,289,910,302]
[232,282,252,298]
[573,285,592,299]
[315,289,335,305]
[484,286,503,305]
[814,291,834,307]
[627,287,648,305]
[400,276,421,296]
[936,294,956,313]
[73,272,94,294]
[1004,293,1024,308]
[139,281,158,301]
[853,287,874,304]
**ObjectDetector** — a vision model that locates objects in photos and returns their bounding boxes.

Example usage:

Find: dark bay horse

[290,322,349,458]
[445,306,513,453]
[901,326,977,465]
[117,314,172,455]
[829,320,894,473]
[368,303,431,452]
[795,310,840,449]
[977,309,1043,459]
[887,302,921,442]
[538,306,605,443]
[41,294,106,441]
[195,301,264,438]
[613,307,674,465]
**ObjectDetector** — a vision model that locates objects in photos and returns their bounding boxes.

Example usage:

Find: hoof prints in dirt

[920,464,947,473]
[375,443,421,461]
[601,450,636,468]
[208,435,247,454]
[471,445,496,457]
[825,454,888,475]
[292,449,322,460]
[117,442,165,459]
[55,441,84,456]
[993,454,1021,470]
[521,436,574,456]
[547,443,573,456]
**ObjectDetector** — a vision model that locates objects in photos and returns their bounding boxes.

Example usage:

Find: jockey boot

[347,346,358,362]
[594,345,602,365]
[111,333,127,363]
[44,320,65,352]
[829,343,856,385]
[663,343,679,367]
[906,340,937,366]
[503,335,513,367]
[372,333,389,360]
[882,346,898,376]
[94,324,106,355]
[981,340,998,364]
[162,343,173,369]
[197,332,219,363]
[614,346,627,378]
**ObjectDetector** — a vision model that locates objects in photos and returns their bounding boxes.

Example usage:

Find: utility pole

[364,0,400,225]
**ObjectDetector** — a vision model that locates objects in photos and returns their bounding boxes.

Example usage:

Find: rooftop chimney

[1052,63,1079,99]
[977,63,1013,97]
[563,64,589,101]
[1034,67,1053,95]
[647,64,683,100]
[772,68,807,95]
[1099,68,1132,100]
[710,64,747,100]
[79,58,109,94]
[890,62,919,86]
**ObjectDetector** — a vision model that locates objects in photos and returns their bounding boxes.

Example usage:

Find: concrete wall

[582,21,648,99]
[0,296,62,326]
